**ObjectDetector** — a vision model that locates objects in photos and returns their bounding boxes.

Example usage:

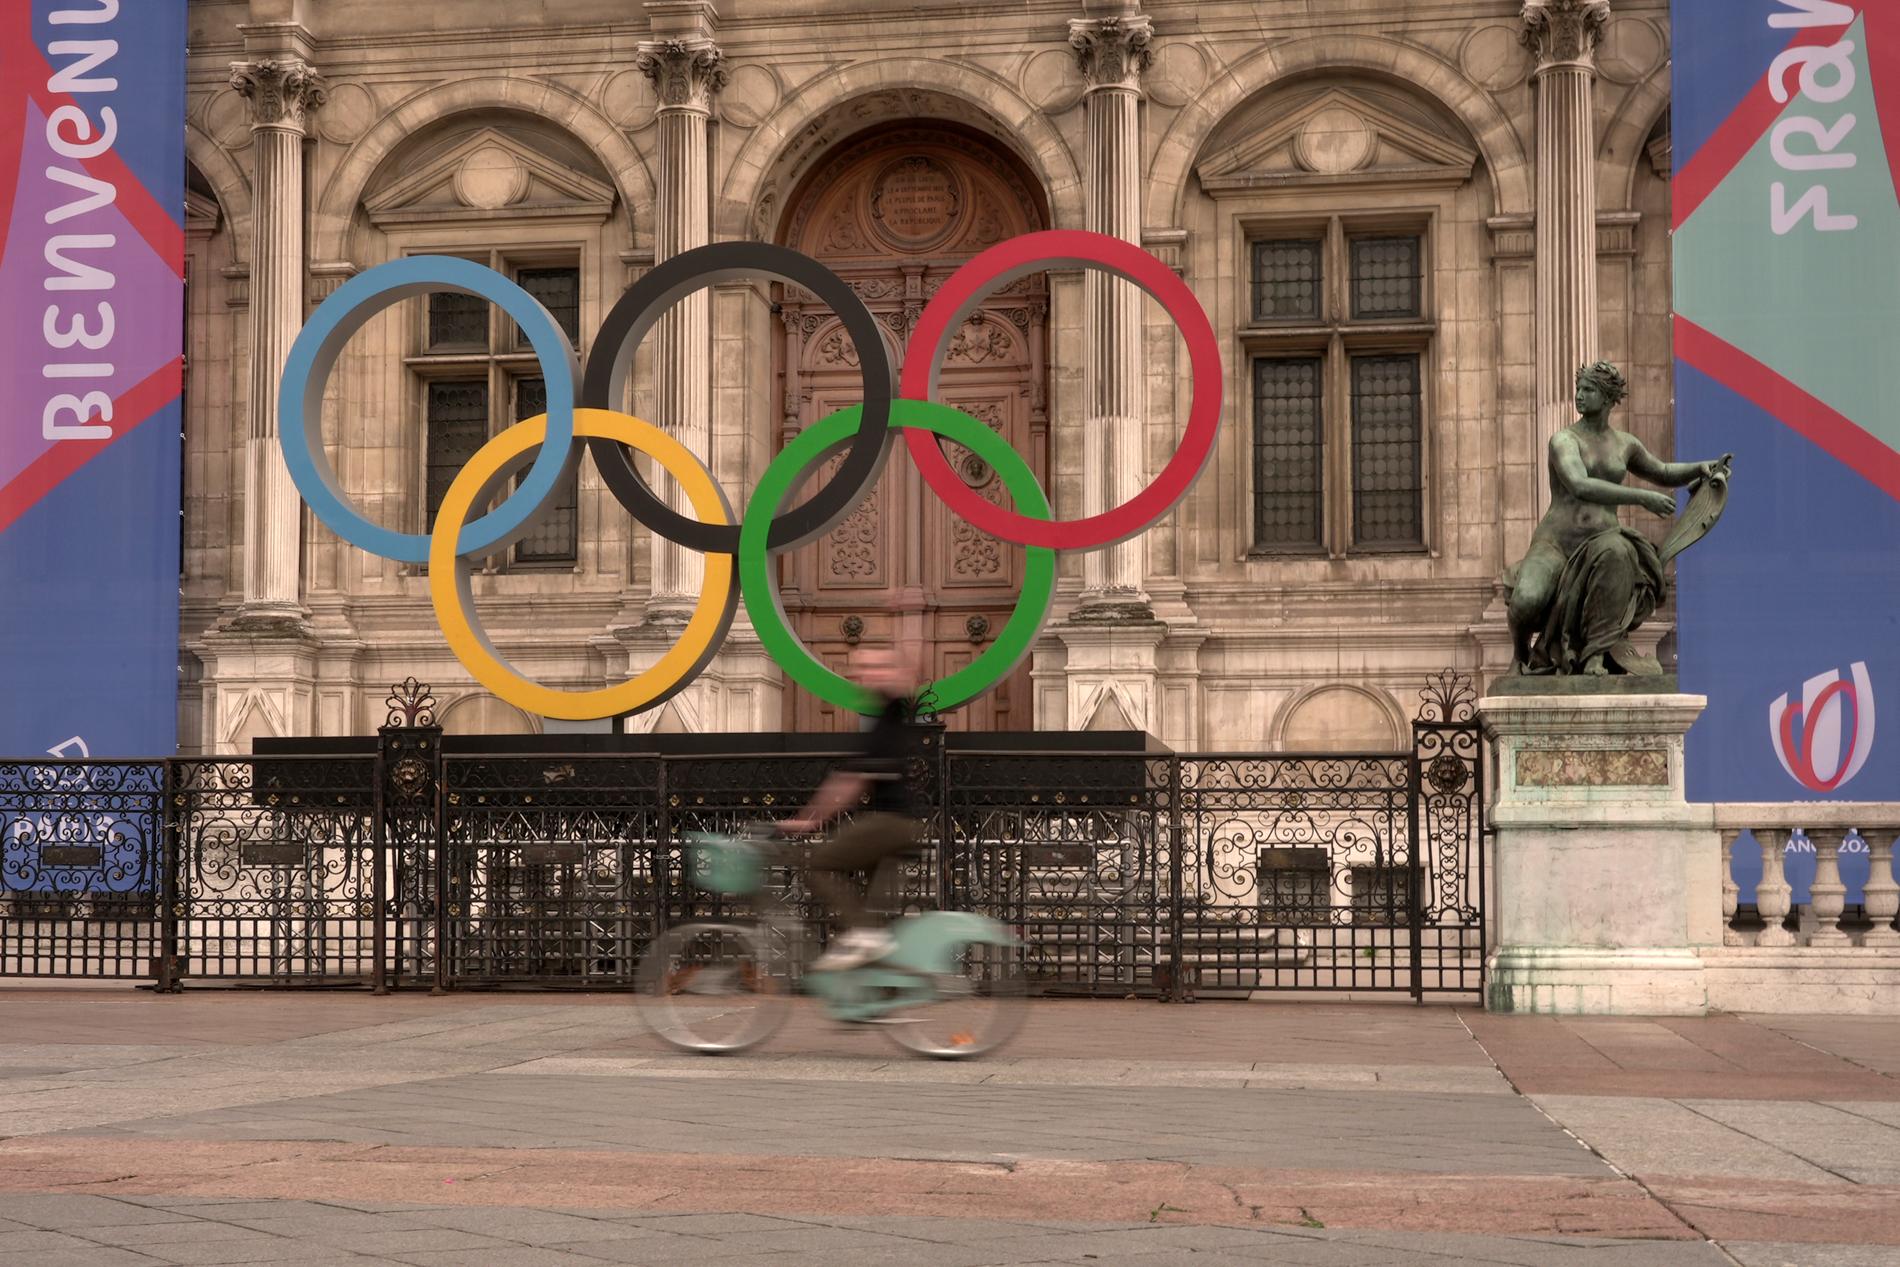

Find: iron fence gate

[0,677,1484,997]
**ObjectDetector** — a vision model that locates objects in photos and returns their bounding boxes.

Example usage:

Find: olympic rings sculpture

[279,229,1222,722]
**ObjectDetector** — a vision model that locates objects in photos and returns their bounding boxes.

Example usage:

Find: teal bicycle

[636,823,1025,1058]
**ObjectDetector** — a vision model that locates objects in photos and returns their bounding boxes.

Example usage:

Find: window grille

[1250,239,1322,322]
[425,381,489,518]
[514,266,581,346]
[1350,235,1422,319]
[1251,358,1325,550]
[428,291,487,350]
[1350,354,1423,547]
[510,376,578,563]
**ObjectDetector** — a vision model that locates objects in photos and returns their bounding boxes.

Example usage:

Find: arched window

[360,119,618,569]
[1197,82,1483,559]
[1247,224,1430,551]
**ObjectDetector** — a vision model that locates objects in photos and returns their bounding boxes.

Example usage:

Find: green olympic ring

[741,400,1056,715]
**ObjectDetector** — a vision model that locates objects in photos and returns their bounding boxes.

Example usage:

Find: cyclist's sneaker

[812,928,896,972]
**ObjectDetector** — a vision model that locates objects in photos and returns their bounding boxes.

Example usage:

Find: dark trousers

[808,812,922,931]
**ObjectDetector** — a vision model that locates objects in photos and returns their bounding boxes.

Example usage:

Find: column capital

[1067,14,1153,92]
[229,57,327,132]
[1520,0,1611,71]
[635,38,728,113]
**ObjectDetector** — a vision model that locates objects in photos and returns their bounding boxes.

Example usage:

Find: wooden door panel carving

[924,390,1019,593]
[799,389,889,591]
[777,125,1048,733]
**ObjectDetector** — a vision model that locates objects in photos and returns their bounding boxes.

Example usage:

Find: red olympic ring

[899,229,1223,551]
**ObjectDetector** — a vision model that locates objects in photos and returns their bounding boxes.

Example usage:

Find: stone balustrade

[1713,804,1900,949]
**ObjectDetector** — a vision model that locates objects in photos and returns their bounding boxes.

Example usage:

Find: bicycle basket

[688,835,763,896]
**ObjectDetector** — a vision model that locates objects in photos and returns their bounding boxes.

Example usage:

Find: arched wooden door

[775,124,1050,732]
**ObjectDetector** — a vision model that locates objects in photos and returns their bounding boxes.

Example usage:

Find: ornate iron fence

[1174,752,1416,994]
[0,677,1485,998]
[171,756,379,983]
[0,761,164,978]
[942,750,1173,995]
[434,752,662,987]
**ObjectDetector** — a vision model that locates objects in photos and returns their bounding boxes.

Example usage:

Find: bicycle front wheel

[886,940,1027,1060]
[637,922,790,1055]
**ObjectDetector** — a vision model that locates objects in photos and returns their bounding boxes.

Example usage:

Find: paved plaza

[0,992,1895,1266]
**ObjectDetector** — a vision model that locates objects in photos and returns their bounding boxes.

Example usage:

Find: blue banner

[1673,1,1900,903]
[0,1,186,761]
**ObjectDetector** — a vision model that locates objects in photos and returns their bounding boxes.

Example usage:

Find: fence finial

[384,678,437,729]
[1416,671,1476,725]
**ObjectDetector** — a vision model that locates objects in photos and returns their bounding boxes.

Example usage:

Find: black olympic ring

[580,241,896,554]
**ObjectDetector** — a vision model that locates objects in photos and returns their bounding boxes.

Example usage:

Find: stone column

[635,30,725,621]
[1521,0,1610,513]
[228,55,326,627]
[1068,11,1151,616]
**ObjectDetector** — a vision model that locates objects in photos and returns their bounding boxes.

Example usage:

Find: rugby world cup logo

[1769,662,1876,793]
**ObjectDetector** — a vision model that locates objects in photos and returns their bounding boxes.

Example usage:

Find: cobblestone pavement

[0,992,1895,1266]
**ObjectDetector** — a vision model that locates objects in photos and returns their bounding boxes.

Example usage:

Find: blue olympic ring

[278,256,582,564]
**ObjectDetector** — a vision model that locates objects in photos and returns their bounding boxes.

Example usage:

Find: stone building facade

[178,0,1675,753]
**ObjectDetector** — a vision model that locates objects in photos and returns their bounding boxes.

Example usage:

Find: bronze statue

[1507,361,1732,677]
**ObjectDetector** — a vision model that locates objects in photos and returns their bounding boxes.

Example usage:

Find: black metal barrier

[0,676,1483,999]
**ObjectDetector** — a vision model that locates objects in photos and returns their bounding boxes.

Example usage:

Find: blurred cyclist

[780,642,927,971]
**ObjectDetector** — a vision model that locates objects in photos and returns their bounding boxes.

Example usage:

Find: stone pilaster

[228,53,325,629]
[635,23,725,620]
[1069,11,1151,616]
[1521,0,1610,514]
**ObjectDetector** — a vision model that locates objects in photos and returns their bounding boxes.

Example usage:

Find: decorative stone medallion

[453,145,529,210]
[601,68,653,129]
[1460,23,1530,92]
[317,81,375,144]
[1596,17,1666,84]
[722,63,782,128]
[1146,42,1209,108]
[1294,105,1377,174]
[1517,748,1669,787]
[1020,47,1084,112]
[205,87,253,149]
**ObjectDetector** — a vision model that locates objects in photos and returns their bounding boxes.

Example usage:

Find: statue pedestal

[1480,691,1720,1016]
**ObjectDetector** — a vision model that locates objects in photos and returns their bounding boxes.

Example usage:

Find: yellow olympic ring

[428,409,738,720]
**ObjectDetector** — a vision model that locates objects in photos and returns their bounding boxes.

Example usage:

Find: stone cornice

[1067,15,1153,92]
[229,57,328,131]
[1519,0,1611,71]
[634,38,728,113]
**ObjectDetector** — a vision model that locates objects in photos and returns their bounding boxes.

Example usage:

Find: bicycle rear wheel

[637,922,790,1054]
[885,940,1027,1060]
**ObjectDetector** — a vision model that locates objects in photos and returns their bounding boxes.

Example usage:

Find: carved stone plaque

[870,156,959,248]
[1517,748,1668,787]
